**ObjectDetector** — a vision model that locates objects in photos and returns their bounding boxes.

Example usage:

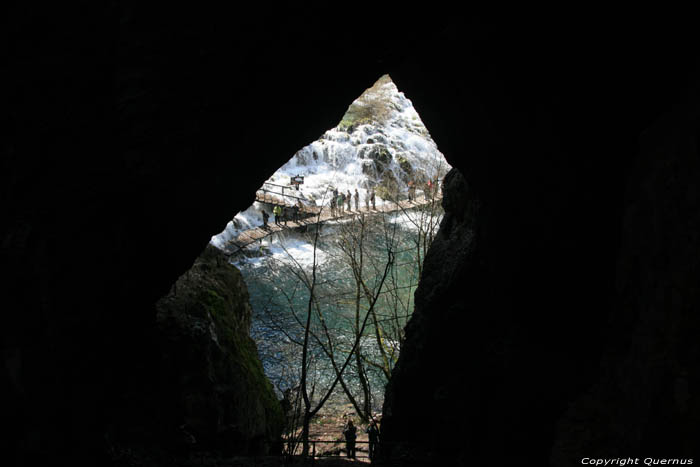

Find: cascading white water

[208,75,451,409]
[210,75,451,249]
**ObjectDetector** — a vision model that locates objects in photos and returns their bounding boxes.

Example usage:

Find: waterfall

[211,74,451,249]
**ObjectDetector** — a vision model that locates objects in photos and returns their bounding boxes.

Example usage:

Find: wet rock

[294,150,308,166]
[397,155,413,177]
[361,159,377,177]
[367,145,392,167]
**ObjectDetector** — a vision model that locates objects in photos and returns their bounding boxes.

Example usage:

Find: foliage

[338,75,395,132]
[240,192,444,456]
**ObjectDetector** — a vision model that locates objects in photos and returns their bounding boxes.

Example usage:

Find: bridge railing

[257,187,310,204]
[282,439,430,465]
[261,182,305,197]
[283,439,375,464]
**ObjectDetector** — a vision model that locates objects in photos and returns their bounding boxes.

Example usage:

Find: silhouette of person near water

[343,419,357,459]
[366,418,380,460]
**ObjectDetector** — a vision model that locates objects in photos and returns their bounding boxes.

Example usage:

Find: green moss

[201,288,284,430]
[376,169,399,201]
[234,335,285,430]
[202,289,235,340]
[398,155,413,175]
[372,147,392,165]
[338,113,374,132]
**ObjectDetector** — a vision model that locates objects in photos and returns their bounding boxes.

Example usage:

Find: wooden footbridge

[254,182,314,211]
[222,185,442,255]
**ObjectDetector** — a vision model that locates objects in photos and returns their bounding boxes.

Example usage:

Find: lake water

[234,208,441,411]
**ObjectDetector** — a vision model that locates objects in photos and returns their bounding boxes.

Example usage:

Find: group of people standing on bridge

[330,187,375,217]
[260,178,440,229]
[262,201,304,228]
[328,178,439,218]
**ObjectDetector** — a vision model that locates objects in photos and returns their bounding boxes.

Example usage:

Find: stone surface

[154,244,283,455]
[4,7,700,466]
[379,19,700,467]
[549,90,700,464]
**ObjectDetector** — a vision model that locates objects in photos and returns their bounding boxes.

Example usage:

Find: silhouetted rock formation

[379,13,700,466]
[155,245,282,456]
[549,90,700,465]
[4,6,700,466]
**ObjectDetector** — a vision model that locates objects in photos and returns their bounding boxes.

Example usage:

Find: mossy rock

[338,115,373,133]
[337,77,394,132]
[362,160,377,178]
[398,155,413,176]
[368,145,392,166]
[376,171,399,201]
[156,244,283,455]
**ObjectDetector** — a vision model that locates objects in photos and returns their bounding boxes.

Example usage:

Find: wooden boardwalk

[223,192,443,255]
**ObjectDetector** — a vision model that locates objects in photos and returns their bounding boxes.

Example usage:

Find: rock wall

[383,91,700,462]
[4,6,700,466]
[381,167,480,463]
[380,13,700,467]
[154,245,283,456]
[2,4,393,465]
[549,90,700,464]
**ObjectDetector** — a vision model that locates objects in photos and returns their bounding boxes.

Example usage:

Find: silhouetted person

[364,190,370,210]
[343,420,357,459]
[354,188,359,210]
[333,187,339,216]
[262,210,269,228]
[365,419,380,460]
[370,190,376,210]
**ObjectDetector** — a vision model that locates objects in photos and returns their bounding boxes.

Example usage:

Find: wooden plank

[227,194,443,252]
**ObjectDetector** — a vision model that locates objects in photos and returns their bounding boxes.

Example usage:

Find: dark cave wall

[4,3,402,464]
[380,14,700,466]
[4,5,700,466]
[550,89,700,464]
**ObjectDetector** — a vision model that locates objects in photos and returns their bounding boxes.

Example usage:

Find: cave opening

[9,7,700,466]
[155,74,452,455]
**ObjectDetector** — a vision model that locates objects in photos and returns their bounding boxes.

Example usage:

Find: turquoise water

[235,209,441,408]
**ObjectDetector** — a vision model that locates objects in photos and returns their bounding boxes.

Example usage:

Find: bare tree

[240,176,445,457]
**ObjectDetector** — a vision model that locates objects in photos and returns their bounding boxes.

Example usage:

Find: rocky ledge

[154,244,283,457]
